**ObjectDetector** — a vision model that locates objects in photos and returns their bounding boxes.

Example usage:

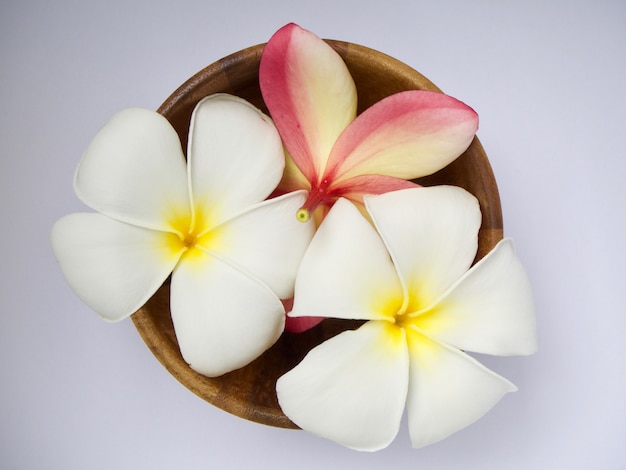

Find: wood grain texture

[131,41,503,429]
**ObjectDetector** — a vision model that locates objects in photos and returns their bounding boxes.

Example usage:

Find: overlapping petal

[329,174,419,204]
[74,108,190,233]
[413,239,538,356]
[326,90,479,184]
[277,321,409,451]
[188,94,286,228]
[260,23,357,183]
[202,191,313,299]
[405,328,517,448]
[51,213,183,322]
[366,186,481,312]
[170,248,285,377]
[289,198,403,322]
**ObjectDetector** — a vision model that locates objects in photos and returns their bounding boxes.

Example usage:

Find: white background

[2,1,625,469]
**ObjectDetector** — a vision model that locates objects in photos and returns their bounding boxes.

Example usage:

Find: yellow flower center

[376,290,428,332]
[165,207,218,264]
[395,311,417,329]
[375,292,440,355]
[181,231,197,249]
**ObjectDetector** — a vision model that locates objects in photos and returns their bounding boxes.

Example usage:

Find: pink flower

[259,23,479,225]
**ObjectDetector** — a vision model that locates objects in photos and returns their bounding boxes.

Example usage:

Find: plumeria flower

[259,23,479,225]
[51,93,314,377]
[277,186,537,451]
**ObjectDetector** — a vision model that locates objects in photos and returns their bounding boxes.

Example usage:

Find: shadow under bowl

[131,40,503,429]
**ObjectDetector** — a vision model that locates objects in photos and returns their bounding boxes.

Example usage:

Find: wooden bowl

[131,41,503,429]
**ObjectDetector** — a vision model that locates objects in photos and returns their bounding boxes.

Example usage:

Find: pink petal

[285,315,325,333]
[282,298,323,334]
[273,152,311,196]
[330,174,420,203]
[260,23,357,186]
[325,90,479,184]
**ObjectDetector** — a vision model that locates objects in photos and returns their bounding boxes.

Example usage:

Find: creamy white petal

[366,186,481,311]
[50,213,183,322]
[277,321,409,451]
[405,328,517,448]
[201,191,313,299]
[415,239,537,356]
[188,94,285,228]
[74,108,190,232]
[170,249,285,377]
[290,198,404,321]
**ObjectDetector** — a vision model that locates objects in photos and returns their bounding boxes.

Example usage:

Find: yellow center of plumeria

[166,207,218,263]
[181,231,197,249]
[376,290,431,337]
[395,311,419,329]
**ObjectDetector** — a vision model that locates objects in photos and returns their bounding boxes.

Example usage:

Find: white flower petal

[202,191,313,299]
[170,249,285,377]
[74,108,190,232]
[188,94,285,228]
[50,213,182,322]
[277,321,409,451]
[416,239,537,356]
[290,198,404,321]
[366,186,481,311]
[406,328,517,448]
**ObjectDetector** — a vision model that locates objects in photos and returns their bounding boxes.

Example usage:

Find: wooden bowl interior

[131,41,503,429]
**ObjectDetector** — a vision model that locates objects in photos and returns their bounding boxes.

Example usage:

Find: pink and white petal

[405,328,517,448]
[330,173,420,205]
[277,321,409,451]
[74,108,190,232]
[188,94,285,228]
[274,152,311,195]
[200,191,314,299]
[415,239,537,356]
[326,90,478,183]
[260,23,357,182]
[366,186,481,311]
[51,213,183,322]
[290,198,404,322]
[170,249,285,377]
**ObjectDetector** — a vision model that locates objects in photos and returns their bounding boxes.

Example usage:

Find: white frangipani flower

[51,93,314,377]
[277,186,536,450]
